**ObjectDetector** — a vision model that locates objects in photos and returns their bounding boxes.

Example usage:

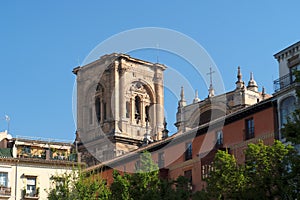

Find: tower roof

[247,72,258,91]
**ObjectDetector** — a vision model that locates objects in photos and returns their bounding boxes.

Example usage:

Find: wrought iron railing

[273,73,295,92]
[0,186,11,196]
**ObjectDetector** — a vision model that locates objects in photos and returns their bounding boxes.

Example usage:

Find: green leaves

[205,140,299,199]
[206,150,247,199]
[47,167,110,200]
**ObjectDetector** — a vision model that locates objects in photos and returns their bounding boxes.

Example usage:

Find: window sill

[23,196,39,200]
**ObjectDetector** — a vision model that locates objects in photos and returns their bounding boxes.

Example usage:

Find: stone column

[131,97,135,124]
[119,75,125,121]
[155,69,164,140]
[141,100,145,126]
[114,60,120,133]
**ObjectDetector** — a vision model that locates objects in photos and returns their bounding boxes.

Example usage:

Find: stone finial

[237,66,242,81]
[236,66,244,89]
[247,72,258,92]
[162,117,169,139]
[180,86,185,101]
[262,86,266,99]
[193,90,201,103]
[178,86,187,107]
[208,84,215,98]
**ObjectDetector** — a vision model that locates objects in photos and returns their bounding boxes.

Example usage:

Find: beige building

[73,53,167,166]
[0,131,80,200]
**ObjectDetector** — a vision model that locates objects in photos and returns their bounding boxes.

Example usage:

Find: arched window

[95,97,101,123]
[135,96,141,123]
[145,105,150,122]
[280,96,296,126]
[128,82,153,125]
[95,83,104,123]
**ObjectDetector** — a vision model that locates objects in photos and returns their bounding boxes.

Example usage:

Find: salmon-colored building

[85,97,277,191]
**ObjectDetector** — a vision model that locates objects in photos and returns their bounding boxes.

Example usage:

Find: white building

[273,41,300,139]
[0,131,81,200]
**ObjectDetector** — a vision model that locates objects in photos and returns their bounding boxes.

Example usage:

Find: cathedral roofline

[72,53,167,75]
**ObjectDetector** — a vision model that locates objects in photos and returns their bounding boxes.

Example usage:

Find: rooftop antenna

[4,115,10,133]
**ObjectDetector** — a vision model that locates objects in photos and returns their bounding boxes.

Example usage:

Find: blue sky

[0,1,299,140]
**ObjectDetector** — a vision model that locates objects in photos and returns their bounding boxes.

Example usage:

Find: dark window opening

[95,97,101,123]
[103,102,107,120]
[135,96,141,123]
[185,142,192,161]
[145,105,150,122]
[245,118,254,140]
[216,130,223,146]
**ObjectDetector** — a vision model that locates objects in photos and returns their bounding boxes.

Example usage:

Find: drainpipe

[14,159,19,200]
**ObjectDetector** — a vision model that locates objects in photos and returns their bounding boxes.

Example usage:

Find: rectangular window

[185,142,192,161]
[245,118,255,140]
[158,152,165,168]
[0,172,8,187]
[184,169,193,190]
[26,177,37,197]
[201,163,213,180]
[216,130,223,146]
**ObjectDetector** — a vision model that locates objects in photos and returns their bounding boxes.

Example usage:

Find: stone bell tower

[73,53,166,165]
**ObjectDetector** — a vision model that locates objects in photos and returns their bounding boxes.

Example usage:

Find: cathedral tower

[73,53,166,165]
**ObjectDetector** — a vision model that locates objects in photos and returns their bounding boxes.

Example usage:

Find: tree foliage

[47,167,110,200]
[205,150,247,199]
[205,140,299,199]
[48,151,195,200]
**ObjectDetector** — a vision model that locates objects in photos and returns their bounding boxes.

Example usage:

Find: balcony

[274,73,296,92]
[0,186,11,197]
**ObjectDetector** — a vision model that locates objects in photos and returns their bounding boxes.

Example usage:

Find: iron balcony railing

[273,73,295,92]
[0,186,11,196]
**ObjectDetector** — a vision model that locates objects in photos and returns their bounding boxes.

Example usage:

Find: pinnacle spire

[162,117,169,139]
[236,66,244,89]
[178,86,187,108]
[237,66,242,82]
[193,89,200,103]
[262,86,266,99]
[247,72,258,92]
[180,86,185,101]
